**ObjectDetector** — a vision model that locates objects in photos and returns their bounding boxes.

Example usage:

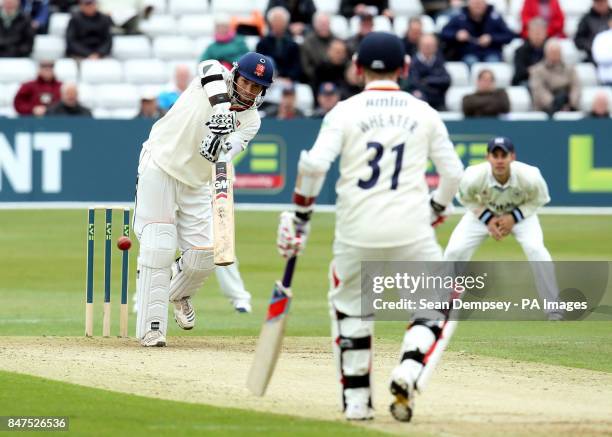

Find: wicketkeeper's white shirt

[143,60,260,188]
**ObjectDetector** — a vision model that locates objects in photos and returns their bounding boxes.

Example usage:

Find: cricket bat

[247,256,298,396]
[212,154,235,266]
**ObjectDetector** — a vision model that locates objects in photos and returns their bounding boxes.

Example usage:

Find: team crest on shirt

[254,63,265,77]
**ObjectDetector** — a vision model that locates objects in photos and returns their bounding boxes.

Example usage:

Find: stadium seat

[503,38,524,64]
[435,14,450,33]
[209,0,255,15]
[194,37,215,58]
[124,59,169,84]
[559,39,583,65]
[178,15,215,38]
[265,82,282,105]
[109,108,140,119]
[471,62,513,88]
[153,36,197,60]
[559,0,591,17]
[507,86,532,112]
[169,0,208,15]
[509,0,524,18]
[564,16,580,39]
[445,62,470,87]
[0,106,18,118]
[80,59,123,84]
[147,0,167,14]
[0,58,36,83]
[77,83,96,108]
[389,0,423,16]
[575,63,598,87]
[112,36,152,60]
[94,84,140,109]
[439,111,464,121]
[501,111,548,120]
[349,15,392,35]
[54,58,78,82]
[140,15,177,37]
[166,60,199,77]
[552,111,585,120]
[92,107,112,119]
[489,0,508,14]
[295,83,314,115]
[0,83,19,107]
[313,0,340,14]
[245,36,259,52]
[330,15,349,39]
[445,86,474,112]
[580,86,612,112]
[393,15,434,37]
[33,35,66,61]
[49,13,70,37]
[138,84,166,97]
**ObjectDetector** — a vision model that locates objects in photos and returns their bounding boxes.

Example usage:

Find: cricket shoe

[173,297,195,330]
[140,330,166,347]
[389,365,416,422]
[233,298,252,313]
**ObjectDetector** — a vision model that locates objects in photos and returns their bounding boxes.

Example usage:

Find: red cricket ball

[117,236,132,251]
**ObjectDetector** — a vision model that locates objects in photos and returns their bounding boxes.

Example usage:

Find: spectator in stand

[14,60,61,116]
[589,91,610,117]
[403,17,423,57]
[313,38,349,92]
[339,0,393,19]
[420,0,450,19]
[0,0,34,57]
[529,39,580,114]
[65,0,112,59]
[462,68,510,117]
[158,64,192,114]
[312,81,340,118]
[265,82,304,119]
[47,82,92,116]
[200,14,249,70]
[50,0,78,12]
[136,92,161,119]
[575,0,612,62]
[512,17,547,86]
[405,34,450,110]
[592,16,612,85]
[346,12,374,55]
[256,6,301,82]
[301,12,334,85]
[440,0,514,66]
[266,0,317,37]
[21,0,50,34]
[520,0,565,39]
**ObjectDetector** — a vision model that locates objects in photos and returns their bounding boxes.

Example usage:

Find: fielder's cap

[356,32,405,72]
[235,52,274,88]
[487,136,515,153]
[318,82,339,95]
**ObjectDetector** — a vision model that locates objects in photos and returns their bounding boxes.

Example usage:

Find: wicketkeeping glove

[277,211,310,259]
[205,106,236,136]
[200,134,232,163]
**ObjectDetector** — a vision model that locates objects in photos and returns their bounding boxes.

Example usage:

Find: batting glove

[430,197,453,228]
[200,134,232,163]
[277,211,310,259]
[205,106,236,136]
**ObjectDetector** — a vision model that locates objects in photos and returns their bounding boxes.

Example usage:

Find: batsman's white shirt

[308,80,463,248]
[457,160,550,220]
[143,60,260,188]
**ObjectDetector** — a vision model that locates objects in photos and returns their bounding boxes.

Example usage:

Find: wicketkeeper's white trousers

[444,212,560,314]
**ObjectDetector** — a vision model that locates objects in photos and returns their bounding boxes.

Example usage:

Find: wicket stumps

[85,206,131,338]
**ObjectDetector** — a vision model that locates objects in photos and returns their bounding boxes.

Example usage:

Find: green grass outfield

[0,210,611,434]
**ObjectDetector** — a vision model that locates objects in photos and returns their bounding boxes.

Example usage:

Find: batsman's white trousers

[133,149,212,248]
[444,212,560,312]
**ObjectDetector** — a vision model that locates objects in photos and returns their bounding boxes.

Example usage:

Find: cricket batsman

[444,136,562,320]
[133,52,273,347]
[276,32,464,421]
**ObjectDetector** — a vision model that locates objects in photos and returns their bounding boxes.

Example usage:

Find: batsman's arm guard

[293,150,331,220]
[198,60,231,108]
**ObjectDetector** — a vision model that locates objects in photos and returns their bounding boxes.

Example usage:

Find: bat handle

[281,257,297,288]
